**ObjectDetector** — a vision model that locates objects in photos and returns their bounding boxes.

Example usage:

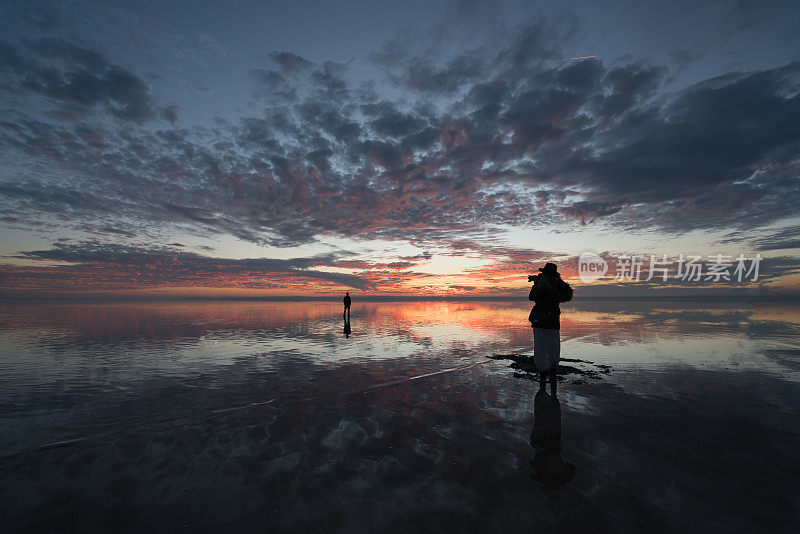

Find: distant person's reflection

[530,380,575,500]
[343,318,351,338]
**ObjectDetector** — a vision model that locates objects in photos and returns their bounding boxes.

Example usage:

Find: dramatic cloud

[0,38,167,123]
[749,225,800,251]
[0,2,798,294]
[5,38,799,248]
[3,242,374,291]
[1,240,787,296]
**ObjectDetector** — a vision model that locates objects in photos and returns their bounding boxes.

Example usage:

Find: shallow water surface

[0,299,798,532]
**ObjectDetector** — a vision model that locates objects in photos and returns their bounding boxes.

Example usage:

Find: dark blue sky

[0,0,798,295]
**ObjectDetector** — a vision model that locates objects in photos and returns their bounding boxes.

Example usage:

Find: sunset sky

[1,0,799,297]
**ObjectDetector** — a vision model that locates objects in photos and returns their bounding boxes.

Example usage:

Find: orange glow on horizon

[0,249,786,297]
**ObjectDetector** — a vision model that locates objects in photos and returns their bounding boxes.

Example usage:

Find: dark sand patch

[489,353,612,381]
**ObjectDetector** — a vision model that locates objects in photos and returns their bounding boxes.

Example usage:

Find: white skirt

[533,327,561,372]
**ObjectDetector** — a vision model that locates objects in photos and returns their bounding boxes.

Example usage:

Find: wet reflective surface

[1,299,799,532]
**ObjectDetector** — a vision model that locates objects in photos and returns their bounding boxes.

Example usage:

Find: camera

[528,274,539,283]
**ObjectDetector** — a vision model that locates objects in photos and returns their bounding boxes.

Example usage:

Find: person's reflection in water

[343,318,351,338]
[530,379,575,500]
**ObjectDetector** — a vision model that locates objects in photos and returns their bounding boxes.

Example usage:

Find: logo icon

[578,252,608,283]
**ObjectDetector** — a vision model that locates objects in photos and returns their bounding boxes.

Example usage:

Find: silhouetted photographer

[528,263,573,388]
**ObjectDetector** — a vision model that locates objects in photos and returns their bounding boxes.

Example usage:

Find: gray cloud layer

[0,12,799,262]
[9,242,373,290]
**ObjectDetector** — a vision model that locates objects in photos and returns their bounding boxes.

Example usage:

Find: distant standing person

[343,292,351,319]
[528,263,573,388]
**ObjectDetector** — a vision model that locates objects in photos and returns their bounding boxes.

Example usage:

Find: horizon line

[0,294,798,303]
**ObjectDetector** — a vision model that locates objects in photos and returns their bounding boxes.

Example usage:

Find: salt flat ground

[0,299,798,533]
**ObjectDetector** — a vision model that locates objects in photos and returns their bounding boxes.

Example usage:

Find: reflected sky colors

[1,299,799,531]
[2,299,798,386]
